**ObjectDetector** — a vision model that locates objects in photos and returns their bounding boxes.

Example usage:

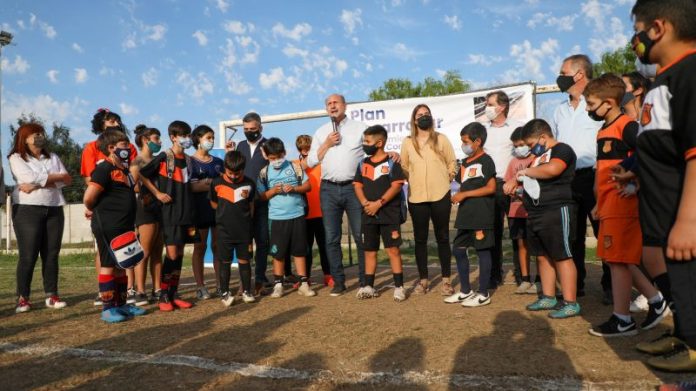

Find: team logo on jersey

[641,103,653,126]
[461,164,483,182]
[532,149,552,167]
[381,165,390,174]
[603,140,612,154]
[240,189,250,199]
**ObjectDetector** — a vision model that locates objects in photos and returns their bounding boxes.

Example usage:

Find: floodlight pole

[1,31,14,251]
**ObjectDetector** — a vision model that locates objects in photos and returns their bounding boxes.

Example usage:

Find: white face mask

[485,106,499,121]
[513,146,530,158]
[271,158,286,169]
[461,144,474,157]
[634,58,657,79]
[200,140,214,151]
[521,175,541,203]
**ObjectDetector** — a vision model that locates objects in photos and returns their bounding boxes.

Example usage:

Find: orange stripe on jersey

[686,147,696,161]
[215,185,237,203]
[657,48,696,76]
[361,163,376,181]
[550,158,567,171]
[88,181,104,191]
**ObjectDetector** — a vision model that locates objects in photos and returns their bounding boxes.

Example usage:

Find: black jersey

[454,153,496,230]
[523,142,576,212]
[140,150,196,226]
[90,159,137,234]
[209,175,256,242]
[353,156,405,225]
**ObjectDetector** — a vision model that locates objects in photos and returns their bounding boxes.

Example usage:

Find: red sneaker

[16,297,31,313]
[323,274,335,287]
[172,298,193,309]
[158,295,174,312]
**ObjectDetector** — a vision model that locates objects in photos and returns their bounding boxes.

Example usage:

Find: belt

[322,179,353,186]
[575,167,595,174]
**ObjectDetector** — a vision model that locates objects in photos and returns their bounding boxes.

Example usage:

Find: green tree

[368,70,470,101]
[593,43,637,76]
[8,114,85,203]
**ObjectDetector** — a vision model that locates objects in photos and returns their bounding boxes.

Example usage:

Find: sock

[274,275,283,285]
[115,275,128,307]
[300,275,309,284]
[522,275,531,283]
[98,274,117,311]
[453,246,471,293]
[393,273,404,288]
[648,292,662,305]
[219,262,231,294]
[653,273,673,305]
[477,249,492,294]
[239,262,251,293]
[365,274,375,288]
[168,256,183,299]
[614,312,632,323]
[160,257,173,295]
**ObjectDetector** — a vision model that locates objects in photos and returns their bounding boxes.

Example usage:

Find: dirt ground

[1,263,693,390]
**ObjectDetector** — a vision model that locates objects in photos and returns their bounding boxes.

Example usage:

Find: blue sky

[1,0,636,165]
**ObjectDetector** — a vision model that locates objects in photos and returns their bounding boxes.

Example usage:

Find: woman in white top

[9,123,72,313]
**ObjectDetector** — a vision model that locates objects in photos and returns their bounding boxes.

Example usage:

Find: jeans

[253,200,270,282]
[409,192,452,279]
[320,181,365,286]
[306,217,330,278]
[13,205,65,298]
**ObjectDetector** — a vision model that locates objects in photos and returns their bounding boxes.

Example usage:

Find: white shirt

[552,95,602,170]
[248,140,260,157]
[307,117,367,182]
[9,152,67,207]
[484,119,520,178]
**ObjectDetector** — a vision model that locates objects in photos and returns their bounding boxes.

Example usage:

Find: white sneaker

[221,293,234,307]
[461,292,491,307]
[355,286,365,298]
[45,296,67,309]
[298,282,316,297]
[242,291,256,303]
[393,287,406,302]
[630,294,649,313]
[444,290,474,304]
[358,286,378,299]
[270,283,284,298]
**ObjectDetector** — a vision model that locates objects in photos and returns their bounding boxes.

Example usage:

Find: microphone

[330,115,339,133]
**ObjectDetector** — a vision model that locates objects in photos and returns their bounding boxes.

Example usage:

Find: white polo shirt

[307,117,367,182]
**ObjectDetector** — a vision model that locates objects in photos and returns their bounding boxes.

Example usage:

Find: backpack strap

[164,149,176,196]
[259,165,269,189]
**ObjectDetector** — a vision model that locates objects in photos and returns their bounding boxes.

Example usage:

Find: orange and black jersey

[454,153,496,230]
[523,142,576,212]
[209,175,255,242]
[596,114,638,219]
[89,159,137,233]
[80,140,138,178]
[353,156,405,225]
[139,151,196,226]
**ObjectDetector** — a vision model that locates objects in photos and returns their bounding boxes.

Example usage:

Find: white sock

[648,292,663,304]
[614,312,632,323]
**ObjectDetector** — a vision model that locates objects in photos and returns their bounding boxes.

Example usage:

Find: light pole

[1,30,13,251]
[1,31,13,153]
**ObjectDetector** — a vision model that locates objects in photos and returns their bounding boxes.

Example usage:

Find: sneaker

[173,297,193,309]
[330,284,346,297]
[630,294,649,313]
[118,304,146,317]
[642,297,671,330]
[462,292,491,307]
[93,294,103,306]
[440,278,454,296]
[357,286,378,299]
[126,288,136,304]
[221,292,234,307]
[515,281,533,295]
[134,293,148,306]
[242,291,256,303]
[196,286,211,300]
[158,295,174,312]
[589,314,638,337]
[45,295,67,309]
[150,290,162,303]
[412,279,429,295]
[215,287,222,298]
[270,283,284,298]
[323,274,335,287]
[393,287,406,302]
[16,297,31,313]
[637,332,685,355]
[526,296,558,311]
[298,282,316,297]
[101,307,128,323]
[548,301,581,319]
[647,345,696,373]
[527,282,541,295]
[444,290,475,304]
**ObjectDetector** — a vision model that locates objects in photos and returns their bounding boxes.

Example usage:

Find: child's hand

[282,184,294,193]
[451,192,466,204]
[156,191,173,204]
[590,205,598,220]
[618,181,639,198]
[364,201,381,216]
[666,218,696,261]
[272,184,283,195]
[610,165,635,185]
[516,169,527,181]
[503,180,517,196]
[84,209,93,220]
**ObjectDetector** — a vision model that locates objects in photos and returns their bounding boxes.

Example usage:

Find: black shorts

[162,224,201,246]
[508,217,527,240]
[527,205,575,262]
[93,228,123,268]
[362,224,402,251]
[216,236,252,263]
[452,229,494,250]
[269,217,307,260]
[135,198,161,227]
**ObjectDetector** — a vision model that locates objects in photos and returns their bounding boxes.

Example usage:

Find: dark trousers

[253,201,270,282]
[13,205,65,298]
[571,169,611,293]
[409,192,452,279]
[491,179,510,286]
[667,260,696,349]
[306,217,329,278]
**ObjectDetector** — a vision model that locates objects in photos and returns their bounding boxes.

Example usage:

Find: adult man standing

[483,90,520,288]
[552,54,611,301]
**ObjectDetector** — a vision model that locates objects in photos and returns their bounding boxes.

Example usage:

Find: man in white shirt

[552,54,611,301]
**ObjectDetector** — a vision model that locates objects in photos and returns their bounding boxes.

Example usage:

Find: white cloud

[247,97,260,104]
[282,44,309,58]
[39,21,56,39]
[223,20,252,35]
[340,9,363,35]
[259,67,300,94]
[74,68,88,84]
[385,42,423,61]
[528,12,578,31]
[29,13,37,27]
[192,30,208,46]
[443,15,462,31]
[581,0,613,32]
[216,0,229,13]
[351,37,359,45]
[146,24,167,41]
[46,70,59,83]
[435,69,447,78]
[272,22,312,41]
[502,38,559,82]
[176,71,214,100]
[466,54,504,66]
[221,38,237,67]
[122,34,137,49]
[99,66,116,76]
[1,55,30,74]
[236,35,260,64]
[72,43,84,53]
[588,16,629,58]
[119,102,139,116]
[17,20,25,30]
[223,70,251,95]
[120,16,168,50]
[142,67,158,87]
[2,92,89,131]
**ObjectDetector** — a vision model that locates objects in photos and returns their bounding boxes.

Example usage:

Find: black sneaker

[589,314,637,337]
[330,284,346,297]
[134,293,149,306]
[149,290,162,303]
[93,294,103,306]
[126,288,136,304]
[641,297,671,330]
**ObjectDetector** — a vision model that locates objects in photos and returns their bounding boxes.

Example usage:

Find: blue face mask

[530,138,547,157]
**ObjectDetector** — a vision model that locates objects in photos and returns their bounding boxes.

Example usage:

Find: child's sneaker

[196,286,211,300]
[589,314,638,337]
[158,295,174,312]
[126,288,137,304]
[15,297,31,313]
[647,345,696,372]
[323,274,335,287]
[637,332,684,355]
[221,292,234,307]
[461,292,491,307]
[298,282,316,297]
[527,282,541,295]
[526,296,558,311]
[642,297,671,330]
[118,304,147,317]
[630,294,649,313]
[515,281,533,295]
[150,290,162,303]
[270,283,284,298]
[393,287,406,302]
[357,286,378,299]
[548,301,581,319]
[134,292,149,306]
[444,290,474,304]
[101,307,128,323]
[45,295,67,309]
[242,291,256,303]
[93,293,103,306]
[172,297,193,309]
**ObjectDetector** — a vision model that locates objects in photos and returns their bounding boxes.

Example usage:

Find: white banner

[345,82,536,159]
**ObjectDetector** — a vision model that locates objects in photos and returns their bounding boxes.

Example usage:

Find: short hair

[224,150,246,172]
[486,90,510,117]
[632,0,696,40]
[563,54,593,79]
[262,137,285,156]
[460,122,488,146]
[242,112,261,125]
[97,129,129,156]
[510,126,524,142]
[295,135,312,151]
[583,73,626,104]
[521,119,554,140]
[622,71,652,98]
[168,120,191,137]
[192,124,214,149]
[325,94,346,105]
[91,108,123,135]
[363,125,388,142]
[133,124,161,148]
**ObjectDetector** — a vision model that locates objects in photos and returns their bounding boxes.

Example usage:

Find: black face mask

[556,75,576,93]
[244,131,261,142]
[362,144,378,156]
[588,103,608,122]
[620,92,635,107]
[632,30,654,65]
[417,115,433,130]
